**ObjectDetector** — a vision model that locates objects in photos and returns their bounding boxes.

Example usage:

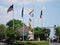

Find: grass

[14,40,49,45]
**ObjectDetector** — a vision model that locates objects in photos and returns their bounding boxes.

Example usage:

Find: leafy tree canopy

[6,19,26,30]
[32,27,50,37]
[0,24,6,35]
[55,26,60,37]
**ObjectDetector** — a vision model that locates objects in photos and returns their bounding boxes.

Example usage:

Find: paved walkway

[0,43,6,45]
[0,43,9,45]
[50,42,60,45]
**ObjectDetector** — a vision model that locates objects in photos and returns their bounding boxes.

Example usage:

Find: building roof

[16,26,31,33]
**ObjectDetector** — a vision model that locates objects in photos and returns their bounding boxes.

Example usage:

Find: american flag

[7,5,13,13]
[29,18,32,22]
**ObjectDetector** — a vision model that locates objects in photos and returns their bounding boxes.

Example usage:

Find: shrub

[13,41,49,45]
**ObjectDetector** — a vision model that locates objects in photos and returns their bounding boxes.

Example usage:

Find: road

[0,43,6,45]
[0,43,9,45]
[48,39,60,45]
[50,42,60,45]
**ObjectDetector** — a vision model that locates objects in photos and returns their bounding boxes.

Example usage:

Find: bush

[13,41,49,45]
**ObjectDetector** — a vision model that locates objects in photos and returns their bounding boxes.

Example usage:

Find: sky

[0,0,60,38]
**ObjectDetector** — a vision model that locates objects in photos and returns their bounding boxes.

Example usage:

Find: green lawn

[14,41,49,45]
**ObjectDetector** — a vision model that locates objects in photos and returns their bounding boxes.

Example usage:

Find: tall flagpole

[32,14,34,39]
[22,15,24,41]
[22,4,24,41]
[41,17,43,28]
[7,5,14,30]
[13,5,14,30]
[32,0,34,39]
[40,10,43,28]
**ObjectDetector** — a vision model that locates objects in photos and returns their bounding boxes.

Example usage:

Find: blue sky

[0,0,60,38]
[0,0,60,27]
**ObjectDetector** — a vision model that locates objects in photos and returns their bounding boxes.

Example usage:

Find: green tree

[6,27,21,38]
[42,28,50,36]
[0,24,7,41]
[6,19,26,30]
[32,27,50,40]
[6,19,24,43]
[55,26,60,42]
[32,27,41,37]
[55,26,60,37]
[6,27,21,44]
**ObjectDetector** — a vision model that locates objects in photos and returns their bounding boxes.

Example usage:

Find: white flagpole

[22,4,24,41]
[41,18,43,28]
[32,0,34,39]
[40,10,43,29]
[22,17,24,41]
[32,14,34,39]
[13,5,14,30]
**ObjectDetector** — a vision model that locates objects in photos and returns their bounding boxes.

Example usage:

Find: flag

[29,18,32,22]
[7,5,13,13]
[29,22,32,29]
[29,9,34,17]
[29,23,31,27]
[29,18,32,29]
[21,7,24,17]
[40,10,42,19]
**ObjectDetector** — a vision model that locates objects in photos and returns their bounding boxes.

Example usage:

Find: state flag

[21,7,24,17]
[40,10,42,19]
[29,9,34,17]
[29,18,32,22]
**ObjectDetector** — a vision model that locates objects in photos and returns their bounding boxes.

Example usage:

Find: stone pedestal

[28,31,34,40]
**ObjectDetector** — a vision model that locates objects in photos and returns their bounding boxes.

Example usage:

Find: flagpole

[7,5,14,30]
[29,18,32,29]
[13,6,14,30]
[22,16,24,41]
[22,4,24,41]
[41,18,43,28]
[40,10,43,29]
[32,15,34,39]
[32,0,34,40]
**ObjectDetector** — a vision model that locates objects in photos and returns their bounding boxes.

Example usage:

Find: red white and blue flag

[7,5,13,13]
[29,9,34,17]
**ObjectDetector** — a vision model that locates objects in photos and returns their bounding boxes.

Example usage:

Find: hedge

[13,41,49,45]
